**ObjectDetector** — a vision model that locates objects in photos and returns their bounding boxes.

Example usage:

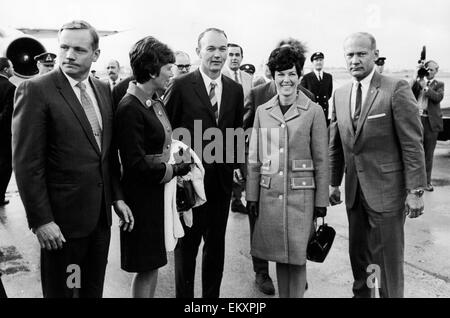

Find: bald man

[329,32,426,298]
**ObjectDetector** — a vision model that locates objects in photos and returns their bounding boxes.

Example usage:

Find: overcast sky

[3,0,450,72]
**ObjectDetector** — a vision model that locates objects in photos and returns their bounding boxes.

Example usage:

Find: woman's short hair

[267,46,305,79]
[129,36,175,84]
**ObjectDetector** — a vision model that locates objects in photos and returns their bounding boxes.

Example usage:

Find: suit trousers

[421,116,439,184]
[175,172,232,298]
[347,182,405,298]
[248,212,269,274]
[0,139,12,200]
[40,209,110,298]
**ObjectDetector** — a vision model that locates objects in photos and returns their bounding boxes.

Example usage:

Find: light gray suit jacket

[329,71,426,213]
[222,68,253,98]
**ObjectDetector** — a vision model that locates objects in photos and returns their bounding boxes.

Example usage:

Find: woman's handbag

[307,217,336,263]
[176,178,196,212]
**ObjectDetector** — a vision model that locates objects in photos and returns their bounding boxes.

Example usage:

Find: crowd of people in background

[0,18,445,298]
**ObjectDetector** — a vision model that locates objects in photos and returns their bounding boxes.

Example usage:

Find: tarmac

[1,142,450,298]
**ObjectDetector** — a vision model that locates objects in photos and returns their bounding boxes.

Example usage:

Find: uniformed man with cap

[240,63,255,76]
[375,57,386,74]
[300,52,333,126]
[34,52,56,76]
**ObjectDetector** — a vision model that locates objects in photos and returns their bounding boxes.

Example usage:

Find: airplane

[0,26,119,85]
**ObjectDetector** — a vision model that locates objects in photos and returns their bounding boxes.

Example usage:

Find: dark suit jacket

[12,67,123,238]
[164,69,244,193]
[329,71,426,213]
[300,71,333,119]
[243,80,315,130]
[112,76,134,112]
[412,79,444,132]
[0,76,15,141]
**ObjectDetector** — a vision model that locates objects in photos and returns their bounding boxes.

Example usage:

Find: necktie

[319,73,322,82]
[234,71,239,83]
[209,81,219,124]
[352,82,362,131]
[76,82,102,149]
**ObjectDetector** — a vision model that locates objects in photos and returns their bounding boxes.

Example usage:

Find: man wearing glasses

[173,51,191,78]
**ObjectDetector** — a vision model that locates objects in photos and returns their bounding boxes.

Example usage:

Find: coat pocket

[380,161,403,173]
[260,175,271,189]
[292,159,314,172]
[291,177,315,190]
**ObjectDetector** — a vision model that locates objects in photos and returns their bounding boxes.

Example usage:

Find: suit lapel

[219,74,231,126]
[341,83,355,138]
[54,69,101,156]
[90,77,109,157]
[355,72,381,141]
[192,70,217,124]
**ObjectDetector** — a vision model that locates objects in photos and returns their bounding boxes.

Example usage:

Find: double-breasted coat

[246,91,329,265]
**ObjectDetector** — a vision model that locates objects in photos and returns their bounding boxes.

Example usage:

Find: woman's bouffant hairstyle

[129,36,175,84]
[267,46,305,79]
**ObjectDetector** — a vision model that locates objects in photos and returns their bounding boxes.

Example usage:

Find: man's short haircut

[0,57,11,71]
[109,60,120,69]
[425,60,439,70]
[197,28,227,49]
[59,20,99,51]
[174,51,191,60]
[267,46,304,79]
[344,32,377,50]
[227,43,243,56]
[129,36,175,84]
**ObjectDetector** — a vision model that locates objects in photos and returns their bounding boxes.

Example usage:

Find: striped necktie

[234,70,240,83]
[209,81,218,124]
[76,82,102,149]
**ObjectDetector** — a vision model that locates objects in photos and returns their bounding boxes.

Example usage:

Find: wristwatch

[408,188,424,197]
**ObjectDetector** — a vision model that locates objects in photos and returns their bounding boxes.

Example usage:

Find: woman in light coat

[246,46,329,298]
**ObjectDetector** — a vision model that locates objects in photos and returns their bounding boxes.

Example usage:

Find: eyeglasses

[175,64,191,70]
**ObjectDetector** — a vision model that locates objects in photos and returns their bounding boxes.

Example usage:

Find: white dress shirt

[351,67,376,119]
[62,71,103,129]
[314,70,323,81]
[199,67,223,113]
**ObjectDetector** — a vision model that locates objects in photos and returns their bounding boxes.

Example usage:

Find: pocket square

[368,113,386,119]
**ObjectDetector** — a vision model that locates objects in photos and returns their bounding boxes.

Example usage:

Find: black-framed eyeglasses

[175,64,191,70]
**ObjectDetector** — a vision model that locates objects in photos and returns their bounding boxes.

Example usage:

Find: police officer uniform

[300,52,333,126]
[34,52,56,75]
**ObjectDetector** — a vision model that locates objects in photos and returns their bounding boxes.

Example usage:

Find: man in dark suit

[329,32,426,298]
[0,58,15,206]
[12,20,132,298]
[242,40,315,296]
[411,60,444,191]
[164,28,244,298]
[300,52,333,126]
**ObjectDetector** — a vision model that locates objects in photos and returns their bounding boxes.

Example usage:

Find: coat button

[146,100,152,107]
[278,195,283,200]
[279,171,283,176]
[302,181,306,186]
[281,124,285,128]
[166,145,170,149]
[302,164,306,168]
[158,111,163,116]
[280,148,284,153]
[167,127,171,132]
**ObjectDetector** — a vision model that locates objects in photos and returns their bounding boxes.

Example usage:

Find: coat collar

[53,67,105,156]
[126,81,160,109]
[264,89,312,124]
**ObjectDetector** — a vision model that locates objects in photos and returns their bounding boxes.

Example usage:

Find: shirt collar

[199,67,222,90]
[353,66,376,87]
[61,68,90,88]
[314,69,322,78]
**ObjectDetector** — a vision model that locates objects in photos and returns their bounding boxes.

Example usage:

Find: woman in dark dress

[115,36,191,297]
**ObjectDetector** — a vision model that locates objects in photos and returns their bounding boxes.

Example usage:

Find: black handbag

[176,178,196,212]
[307,217,336,263]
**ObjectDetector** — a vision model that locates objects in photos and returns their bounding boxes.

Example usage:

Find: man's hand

[246,201,259,218]
[233,168,245,185]
[329,186,342,206]
[113,200,134,232]
[405,193,424,219]
[34,222,66,251]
